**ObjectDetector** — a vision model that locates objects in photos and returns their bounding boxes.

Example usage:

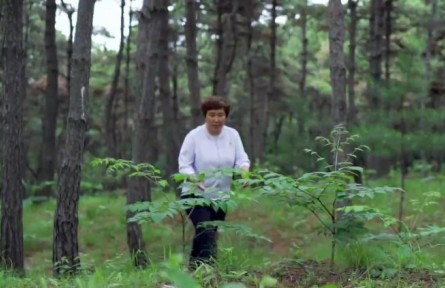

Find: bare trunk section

[328,0,347,269]
[122,2,133,159]
[1,0,26,275]
[185,0,202,127]
[125,0,159,268]
[347,0,362,184]
[212,0,238,97]
[329,1,347,127]
[39,0,59,199]
[298,0,308,134]
[60,0,75,113]
[347,0,358,124]
[105,0,126,158]
[367,0,384,108]
[58,0,75,172]
[52,0,96,276]
[384,0,392,84]
[246,0,256,161]
[158,0,179,179]
[264,0,276,158]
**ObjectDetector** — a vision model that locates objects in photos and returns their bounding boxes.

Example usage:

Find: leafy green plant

[91,157,168,188]
[93,158,269,263]
[249,126,399,269]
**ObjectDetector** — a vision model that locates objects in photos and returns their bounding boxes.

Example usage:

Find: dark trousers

[186,204,226,268]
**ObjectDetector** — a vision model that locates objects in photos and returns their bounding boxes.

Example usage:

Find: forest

[1,0,445,287]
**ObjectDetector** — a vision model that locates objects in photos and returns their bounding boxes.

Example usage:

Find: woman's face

[205,108,226,135]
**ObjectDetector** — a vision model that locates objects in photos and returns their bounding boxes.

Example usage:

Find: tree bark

[367,0,384,108]
[125,0,158,268]
[328,0,347,269]
[212,0,238,97]
[122,2,133,158]
[347,0,358,124]
[185,0,202,127]
[329,1,347,125]
[158,0,179,179]
[105,0,126,158]
[52,0,96,276]
[39,0,59,199]
[384,0,392,85]
[1,0,26,275]
[298,0,308,134]
[60,0,74,98]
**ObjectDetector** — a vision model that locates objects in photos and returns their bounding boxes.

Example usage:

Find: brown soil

[267,260,443,288]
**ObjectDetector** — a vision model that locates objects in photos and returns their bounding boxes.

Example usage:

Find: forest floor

[3,173,445,287]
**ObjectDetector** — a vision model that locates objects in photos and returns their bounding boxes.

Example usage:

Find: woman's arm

[234,131,250,172]
[178,132,205,190]
[178,132,196,176]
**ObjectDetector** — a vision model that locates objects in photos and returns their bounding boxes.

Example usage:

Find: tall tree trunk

[263,0,276,159]
[212,0,238,97]
[347,0,358,124]
[329,1,347,127]
[126,0,157,268]
[52,0,96,276]
[185,0,202,127]
[366,0,388,177]
[158,0,178,179]
[347,0,362,184]
[1,0,26,275]
[367,0,384,108]
[122,1,133,158]
[60,1,74,97]
[105,0,126,158]
[328,0,347,270]
[247,0,255,159]
[39,0,59,199]
[59,0,75,171]
[384,0,392,85]
[298,0,308,134]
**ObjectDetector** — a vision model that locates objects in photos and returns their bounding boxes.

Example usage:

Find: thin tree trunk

[420,0,437,177]
[1,0,26,275]
[126,0,158,268]
[298,0,308,134]
[159,0,179,179]
[328,0,347,269]
[263,0,276,160]
[52,0,96,276]
[347,0,362,184]
[246,0,257,162]
[329,0,347,132]
[213,0,238,97]
[39,0,59,199]
[347,0,358,124]
[367,0,384,108]
[122,1,133,159]
[105,0,126,158]
[185,0,202,127]
[384,0,392,85]
[60,0,75,105]
[59,0,75,170]
[212,0,223,95]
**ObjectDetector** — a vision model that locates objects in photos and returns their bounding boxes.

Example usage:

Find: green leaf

[222,284,247,288]
[259,275,278,288]
[161,268,201,288]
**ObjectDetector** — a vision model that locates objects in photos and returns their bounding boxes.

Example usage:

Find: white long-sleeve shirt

[178,124,250,199]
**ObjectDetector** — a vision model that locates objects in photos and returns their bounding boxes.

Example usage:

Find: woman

[178,96,250,269]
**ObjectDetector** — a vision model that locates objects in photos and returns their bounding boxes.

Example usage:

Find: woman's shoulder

[223,126,241,137]
[186,124,205,138]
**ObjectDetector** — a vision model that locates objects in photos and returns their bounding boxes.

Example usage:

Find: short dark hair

[201,96,230,117]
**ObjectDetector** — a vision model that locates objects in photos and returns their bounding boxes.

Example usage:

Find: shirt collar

[202,124,226,139]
